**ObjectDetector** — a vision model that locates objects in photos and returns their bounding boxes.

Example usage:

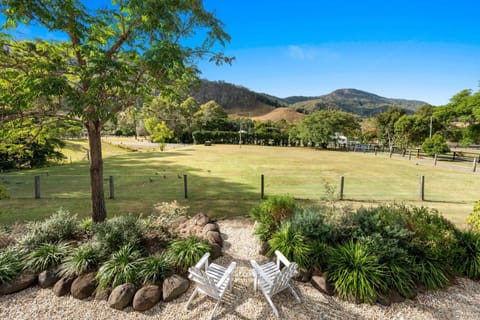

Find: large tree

[0,0,231,221]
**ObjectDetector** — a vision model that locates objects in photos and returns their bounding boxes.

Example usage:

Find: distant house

[332,132,348,145]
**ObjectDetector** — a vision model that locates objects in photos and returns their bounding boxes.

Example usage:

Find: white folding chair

[186,252,237,320]
[251,250,301,318]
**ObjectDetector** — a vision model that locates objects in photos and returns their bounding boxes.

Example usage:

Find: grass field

[1,140,478,227]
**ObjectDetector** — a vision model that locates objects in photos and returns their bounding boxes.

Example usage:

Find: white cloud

[287,45,340,62]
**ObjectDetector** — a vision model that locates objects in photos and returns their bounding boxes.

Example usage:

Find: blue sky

[3,0,480,105]
[199,0,480,105]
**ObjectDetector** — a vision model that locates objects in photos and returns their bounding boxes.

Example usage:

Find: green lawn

[1,141,478,227]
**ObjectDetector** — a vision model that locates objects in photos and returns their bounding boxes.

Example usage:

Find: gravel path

[2,218,480,319]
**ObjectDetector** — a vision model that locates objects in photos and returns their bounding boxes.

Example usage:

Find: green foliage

[327,241,387,304]
[375,106,407,148]
[0,247,26,284]
[415,256,450,290]
[467,200,480,232]
[92,214,145,255]
[452,229,480,279]
[0,181,9,200]
[421,133,450,156]
[167,236,211,273]
[24,242,70,273]
[291,206,336,244]
[20,208,80,248]
[80,217,93,232]
[59,242,104,277]
[96,243,143,289]
[268,222,312,268]
[137,254,173,284]
[250,195,296,242]
[144,118,174,150]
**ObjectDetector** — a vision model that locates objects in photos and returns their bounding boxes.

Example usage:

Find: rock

[202,223,219,235]
[132,285,162,311]
[95,287,112,301]
[259,242,270,256]
[193,213,210,226]
[0,273,37,295]
[206,231,223,246]
[53,275,75,297]
[311,275,334,296]
[377,289,406,306]
[71,272,97,299]
[162,275,189,302]
[108,283,137,310]
[171,216,188,229]
[38,270,59,288]
[210,243,223,260]
[294,268,312,282]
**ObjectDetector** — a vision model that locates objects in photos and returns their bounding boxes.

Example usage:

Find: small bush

[24,242,70,273]
[250,195,296,242]
[0,229,11,249]
[268,222,312,268]
[452,229,480,279]
[152,201,188,226]
[0,181,9,200]
[137,254,173,284]
[59,242,105,277]
[415,254,450,290]
[467,200,480,232]
[96,243,142,289]
[327,241,388,304]
[167,236,210,273]
[20,208,80,248]
[80,217,93,232]
[291,206,336,243]
[92,214,145,255]
[0,248,26,284]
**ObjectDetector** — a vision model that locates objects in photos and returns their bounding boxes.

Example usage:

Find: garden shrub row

[0,207,211,296]
[251,195,480,304]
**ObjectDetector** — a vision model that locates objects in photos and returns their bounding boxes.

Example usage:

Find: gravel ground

[2,217,480,319]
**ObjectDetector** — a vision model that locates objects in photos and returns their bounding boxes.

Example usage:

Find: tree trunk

[86,121,107,222]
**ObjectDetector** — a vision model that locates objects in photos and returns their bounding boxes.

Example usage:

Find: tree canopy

[0,0,231,221]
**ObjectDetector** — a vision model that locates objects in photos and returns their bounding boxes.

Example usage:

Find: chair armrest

[275,250,291,269]
[194,252,211,271]
[216,261,236,288]
[250,260,273,286]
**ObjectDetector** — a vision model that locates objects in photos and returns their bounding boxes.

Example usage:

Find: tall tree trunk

[86,121,107,222]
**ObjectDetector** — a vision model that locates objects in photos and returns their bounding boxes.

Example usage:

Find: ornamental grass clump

[96,243,143,289]
[0,248,26,284]
[453,229,480,279]
[268,222,312,268]
[137,253,173,284]
[59,242,105,277]
[24,242,70,273]
[327,241,388,304]
[167,236,210,273]
[20,208,80,248]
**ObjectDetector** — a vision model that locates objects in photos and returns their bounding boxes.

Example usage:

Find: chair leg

[185,288,198,310]
[252,270,258,293]
[209,299,222,320]
[289,285,301,303]
[263,292,280,318]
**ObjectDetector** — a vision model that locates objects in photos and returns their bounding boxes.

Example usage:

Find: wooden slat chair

[186,252,237,320]
[250,250,301,318]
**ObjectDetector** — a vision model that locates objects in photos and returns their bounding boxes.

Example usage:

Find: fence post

[374,147,378,156]
[339,176,344,200]
[419,175,425,201]
[409,151,412,160]
[434,154,438,166]
[389,147,393,158]
[261,174,265,199]
[183,174,188,199]
[109,176,114,199]
[473,158,478,173]
[452,152,456,161]
[34,175,40,199]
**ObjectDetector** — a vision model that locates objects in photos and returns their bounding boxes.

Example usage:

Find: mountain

[190,80,288,117]
[287,89,427,117]
[191,80,429,119]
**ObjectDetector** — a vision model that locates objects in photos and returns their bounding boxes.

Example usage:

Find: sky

[197,0,480,105]
[3,0,480,105]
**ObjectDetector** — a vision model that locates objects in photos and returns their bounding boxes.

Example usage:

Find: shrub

[467,200,480,232]
[152,201,188,225]
[20,208,80,248]
[327,241,388,304]
[24,242,70,273]
[0,181,9,200]
[0,229,10,249]
[415,254,450,290]
[92,214,145,255]
[268,222,312,269]
[421,133,449,157]
[306,239,331,271]
[96,243,142,289]
[167,236,211,273]
[0,248,26,284]
[59,242,105,277]
[80,217,93,232]
[291,206,336,243]
[250,195,296,242]
[137,254,173,284]
[452,229,480,279]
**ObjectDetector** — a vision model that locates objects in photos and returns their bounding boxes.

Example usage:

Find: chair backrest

[269,262,298,296]
[188,266,220,299]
